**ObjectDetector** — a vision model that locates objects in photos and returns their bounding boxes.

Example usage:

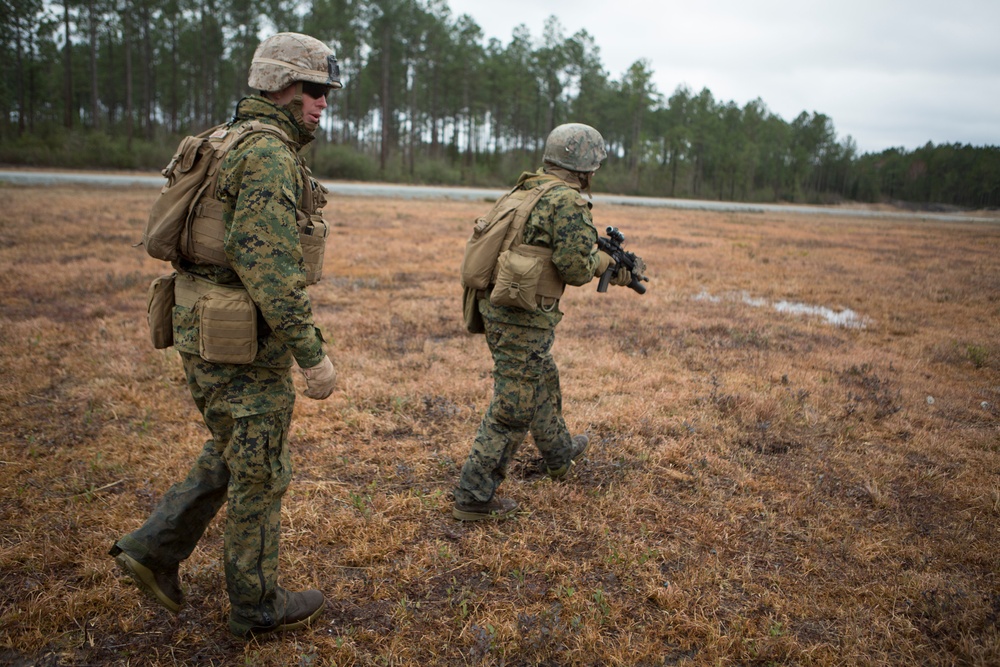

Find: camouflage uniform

[113,94,325,635]
[455,168,601,505]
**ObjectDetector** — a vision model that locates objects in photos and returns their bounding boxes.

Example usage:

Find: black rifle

[597,226,648,294]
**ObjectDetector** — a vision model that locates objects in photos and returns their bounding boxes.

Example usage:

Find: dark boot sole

[276,604,325,631]
[238,604,325,638]
[548,436,592,480]
[452,505,518,521]
[114,552,181,613]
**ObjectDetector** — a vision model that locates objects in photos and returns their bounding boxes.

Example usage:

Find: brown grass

[1,183,998,666]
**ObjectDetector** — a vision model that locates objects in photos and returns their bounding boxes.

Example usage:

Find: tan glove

[610,266,632,286]
[300,355,336,400]
[594,250,614,277]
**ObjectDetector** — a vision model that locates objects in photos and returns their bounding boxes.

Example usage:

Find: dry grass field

[1,182,998,666]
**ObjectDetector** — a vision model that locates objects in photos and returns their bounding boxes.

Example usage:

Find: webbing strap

[173,272,248,309]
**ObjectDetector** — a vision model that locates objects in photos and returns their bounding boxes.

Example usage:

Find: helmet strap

[284,82,319,135]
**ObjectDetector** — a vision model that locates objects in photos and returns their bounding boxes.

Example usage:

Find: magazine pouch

[146,272,177,349]
[298,211,328,285]
[197,286,258,364]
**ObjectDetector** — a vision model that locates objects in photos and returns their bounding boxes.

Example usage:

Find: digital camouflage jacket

[484,167,601,329]
[173,95,325,370]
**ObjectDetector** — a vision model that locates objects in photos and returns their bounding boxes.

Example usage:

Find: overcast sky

[444,0,1000,154]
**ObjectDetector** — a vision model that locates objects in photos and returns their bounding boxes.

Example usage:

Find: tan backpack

[459,177,562,290]
[142,121,291,262]
[459,177,564,332]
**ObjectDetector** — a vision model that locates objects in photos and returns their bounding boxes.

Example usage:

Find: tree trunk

[124,3,133,149]
[198,2,209,126]
[380,22,391,173]
[670,148,679,197]
[105,29,115,127]
[630,112,642,191]
[169,19,178,133]
[63,1,73,129]
[140,1,152,138]
[430,62,439,159]
[408,61,416,177]
[88,0,99,129]
[15,18,25,134]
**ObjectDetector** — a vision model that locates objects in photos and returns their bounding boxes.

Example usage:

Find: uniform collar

[232,95,312,147]
[517,166,585,192]
[540,166,585,191]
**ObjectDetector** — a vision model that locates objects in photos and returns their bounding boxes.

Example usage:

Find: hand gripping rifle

[596,226,648,294]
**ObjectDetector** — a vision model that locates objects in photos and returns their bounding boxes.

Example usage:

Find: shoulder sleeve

[546,187,600,287]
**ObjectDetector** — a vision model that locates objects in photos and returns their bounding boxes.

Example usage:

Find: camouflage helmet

[543,123,607,172]
[248,32,342,92]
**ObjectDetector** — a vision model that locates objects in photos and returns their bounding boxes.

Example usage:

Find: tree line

[2,0,998,209]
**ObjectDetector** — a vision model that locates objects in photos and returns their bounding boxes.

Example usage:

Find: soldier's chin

[304,118,320,133]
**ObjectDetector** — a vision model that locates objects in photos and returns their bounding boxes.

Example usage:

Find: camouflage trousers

[114,351,294,634]
[455,303,575,505]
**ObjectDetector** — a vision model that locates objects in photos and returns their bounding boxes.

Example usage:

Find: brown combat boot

[233,587,326,638]
[452,496,519,521]
[546,434,591,480]
[112,549,183,613]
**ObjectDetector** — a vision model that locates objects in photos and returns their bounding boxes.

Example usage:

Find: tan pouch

[197,286,258,364]
[298,212,328,285]
[490,248,544,311]
[146,273,177,349]
[463,285,485,334]
[184,198,229,267]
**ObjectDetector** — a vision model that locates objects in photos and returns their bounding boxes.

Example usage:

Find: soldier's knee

[226,413,290,487]
[492,391,535,428]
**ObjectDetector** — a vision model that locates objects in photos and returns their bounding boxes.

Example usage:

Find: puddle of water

[693,289,721,303]
[771,300,868,328]
[694,290,871,329]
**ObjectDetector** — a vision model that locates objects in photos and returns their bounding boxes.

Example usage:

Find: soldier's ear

[266,83,298,105]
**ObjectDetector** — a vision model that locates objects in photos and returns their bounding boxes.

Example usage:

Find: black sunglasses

[301,82,332,100]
